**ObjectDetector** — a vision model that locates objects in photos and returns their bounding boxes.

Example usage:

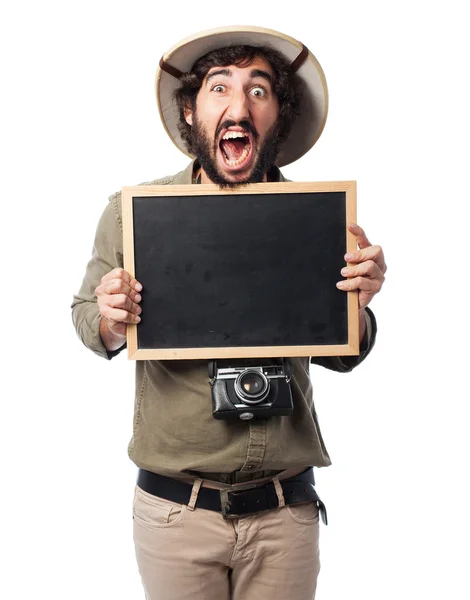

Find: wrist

[99,317,126,351]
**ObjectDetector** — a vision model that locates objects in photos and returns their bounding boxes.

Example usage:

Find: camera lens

[235,370,270,404]
[241,373,264,394]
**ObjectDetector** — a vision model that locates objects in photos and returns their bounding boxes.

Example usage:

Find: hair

[174,44,302,154]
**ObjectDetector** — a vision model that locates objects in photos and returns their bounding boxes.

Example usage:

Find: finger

[98,293,141,317]
[348,222,372,249]
[340,260,384,280]
[102,307,141,324]
[345,244,385,268]
[100,268,143,292]
[98,279,142,302]
[131,277,143,293]
[336,276,383,293]
[106,293,142,315]
[100,268,130,285]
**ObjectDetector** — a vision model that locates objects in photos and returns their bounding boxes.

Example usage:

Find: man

[72,26,386,600]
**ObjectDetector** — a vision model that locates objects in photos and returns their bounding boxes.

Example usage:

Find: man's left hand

[336,223,386,310]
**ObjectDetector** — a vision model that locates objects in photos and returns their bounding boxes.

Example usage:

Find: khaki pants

[133,480,321,600]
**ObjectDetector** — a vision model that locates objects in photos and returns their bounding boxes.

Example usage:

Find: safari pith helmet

[156,25,328,168]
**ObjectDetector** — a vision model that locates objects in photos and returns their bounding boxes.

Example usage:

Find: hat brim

[156,25,328,168]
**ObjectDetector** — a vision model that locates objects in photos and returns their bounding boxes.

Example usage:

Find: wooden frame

[122,181,358,360]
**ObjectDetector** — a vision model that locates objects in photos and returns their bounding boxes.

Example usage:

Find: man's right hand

[95,268,143,351]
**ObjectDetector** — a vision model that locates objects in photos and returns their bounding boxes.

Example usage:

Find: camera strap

[208,360,216,382]
[282,358,292,382]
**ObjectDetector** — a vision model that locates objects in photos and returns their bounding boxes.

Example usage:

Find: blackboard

[121,182,358,360]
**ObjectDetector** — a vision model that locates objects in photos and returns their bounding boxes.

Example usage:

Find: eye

[250,86,266,98]
[212,84,226,93]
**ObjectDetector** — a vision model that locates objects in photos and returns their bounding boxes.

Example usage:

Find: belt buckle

[220,483,259,520]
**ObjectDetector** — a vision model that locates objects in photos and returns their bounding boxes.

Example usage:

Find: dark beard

[190,116,283,189]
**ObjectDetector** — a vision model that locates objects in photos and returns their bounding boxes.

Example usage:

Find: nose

[227,89,250,123]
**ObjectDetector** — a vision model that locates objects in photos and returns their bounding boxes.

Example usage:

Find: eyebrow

[205,68,273,85]
[250,69,273,84]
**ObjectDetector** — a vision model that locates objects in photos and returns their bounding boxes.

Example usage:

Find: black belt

[137,468,327,523]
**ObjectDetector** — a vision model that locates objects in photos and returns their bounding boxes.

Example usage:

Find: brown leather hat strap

[290,44,309,72]
[159,56,184,79]
[160,42,309,79]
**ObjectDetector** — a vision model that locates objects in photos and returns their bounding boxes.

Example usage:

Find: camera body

[209,360,293,421]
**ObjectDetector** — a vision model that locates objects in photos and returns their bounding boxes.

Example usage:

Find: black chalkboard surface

[121,182,358,360]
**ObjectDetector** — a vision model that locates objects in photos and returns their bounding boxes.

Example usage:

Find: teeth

[225,146,250,167]
[220,131,251,166]
[222,131,248,140]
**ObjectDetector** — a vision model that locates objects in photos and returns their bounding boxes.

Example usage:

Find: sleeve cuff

[75,306,126,361]
[337,306,377,370]
[310,306,377,373]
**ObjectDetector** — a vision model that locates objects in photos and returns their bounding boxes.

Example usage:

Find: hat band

[159,43,309,80]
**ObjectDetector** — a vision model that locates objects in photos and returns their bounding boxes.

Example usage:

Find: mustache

[215,120,259,141]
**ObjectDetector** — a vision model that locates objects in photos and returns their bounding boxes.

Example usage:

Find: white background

[1,1,469,598]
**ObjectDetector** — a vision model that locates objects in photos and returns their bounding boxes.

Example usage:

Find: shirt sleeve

[71,193,125,360]
[310,307,377,373]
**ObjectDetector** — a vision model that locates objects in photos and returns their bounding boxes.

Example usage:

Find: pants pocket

[285,501,320,525]
[133,485,186,530]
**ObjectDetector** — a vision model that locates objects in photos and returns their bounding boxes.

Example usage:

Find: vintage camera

[209,360,293,421]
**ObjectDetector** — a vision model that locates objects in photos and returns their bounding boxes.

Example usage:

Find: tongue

[221,139,247,161]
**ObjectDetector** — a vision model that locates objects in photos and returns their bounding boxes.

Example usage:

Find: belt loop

[187,478,203,511]
[272,476,285,508]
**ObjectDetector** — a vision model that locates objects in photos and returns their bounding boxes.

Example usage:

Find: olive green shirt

[71,160,376,484]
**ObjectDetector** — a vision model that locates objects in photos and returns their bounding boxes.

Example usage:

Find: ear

[184,105,193,126]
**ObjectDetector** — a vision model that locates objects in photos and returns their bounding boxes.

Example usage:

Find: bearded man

[72,26,386,600]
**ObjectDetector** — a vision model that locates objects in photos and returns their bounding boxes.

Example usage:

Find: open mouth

[218,130,253,169]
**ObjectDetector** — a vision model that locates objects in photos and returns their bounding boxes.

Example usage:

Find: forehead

[204,55,275,80]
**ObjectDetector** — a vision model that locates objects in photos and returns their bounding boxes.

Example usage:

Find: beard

[190,115,283,189]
